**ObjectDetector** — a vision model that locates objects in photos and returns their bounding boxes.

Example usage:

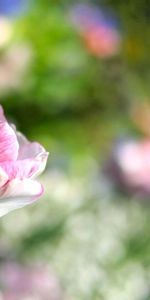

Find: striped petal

[0,106,19,162]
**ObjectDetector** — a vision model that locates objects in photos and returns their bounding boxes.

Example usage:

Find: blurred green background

[1,0,150,299]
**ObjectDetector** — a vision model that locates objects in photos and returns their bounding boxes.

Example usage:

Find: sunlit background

[1,0,150,299]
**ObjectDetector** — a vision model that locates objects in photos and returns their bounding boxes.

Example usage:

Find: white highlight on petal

[0,179,43,217]
[31,152,49,179]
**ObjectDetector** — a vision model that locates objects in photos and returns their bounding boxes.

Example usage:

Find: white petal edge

[0,179,43,217]
[31,152,49,179]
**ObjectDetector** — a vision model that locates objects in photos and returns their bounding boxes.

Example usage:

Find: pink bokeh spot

[83,26,121,58]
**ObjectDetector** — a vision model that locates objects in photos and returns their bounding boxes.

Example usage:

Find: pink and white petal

[1,154,48,180]
[12,127,29,147]
[30,152,49,179]
[0,166,8,188]
[0,108,19,162]
[18,141,47,160]
[1,160,38,180]
[0,122,19,162]
[11,124,47,158]
[11,126,49,175]
[0,179,43,217]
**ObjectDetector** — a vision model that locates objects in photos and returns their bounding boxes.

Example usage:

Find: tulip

[0,105,48,217]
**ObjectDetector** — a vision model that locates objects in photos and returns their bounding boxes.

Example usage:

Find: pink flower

[0,105,48,217]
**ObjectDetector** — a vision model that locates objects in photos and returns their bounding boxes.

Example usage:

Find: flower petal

[18,144,49,178]
[0,156,48,180]
[30,152,49,179]
[0,106,19,161]
[9,126,49,178]
[15,129,46,160]
[0,179,43,216]
[0,166,8,188]
[16,131,49,178]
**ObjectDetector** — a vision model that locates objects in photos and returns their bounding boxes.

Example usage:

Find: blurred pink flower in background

[70,3,121,58]
[104,138,150,197]
[0,105,48,217]
[117,140,150,190]
[0,262,64,300]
